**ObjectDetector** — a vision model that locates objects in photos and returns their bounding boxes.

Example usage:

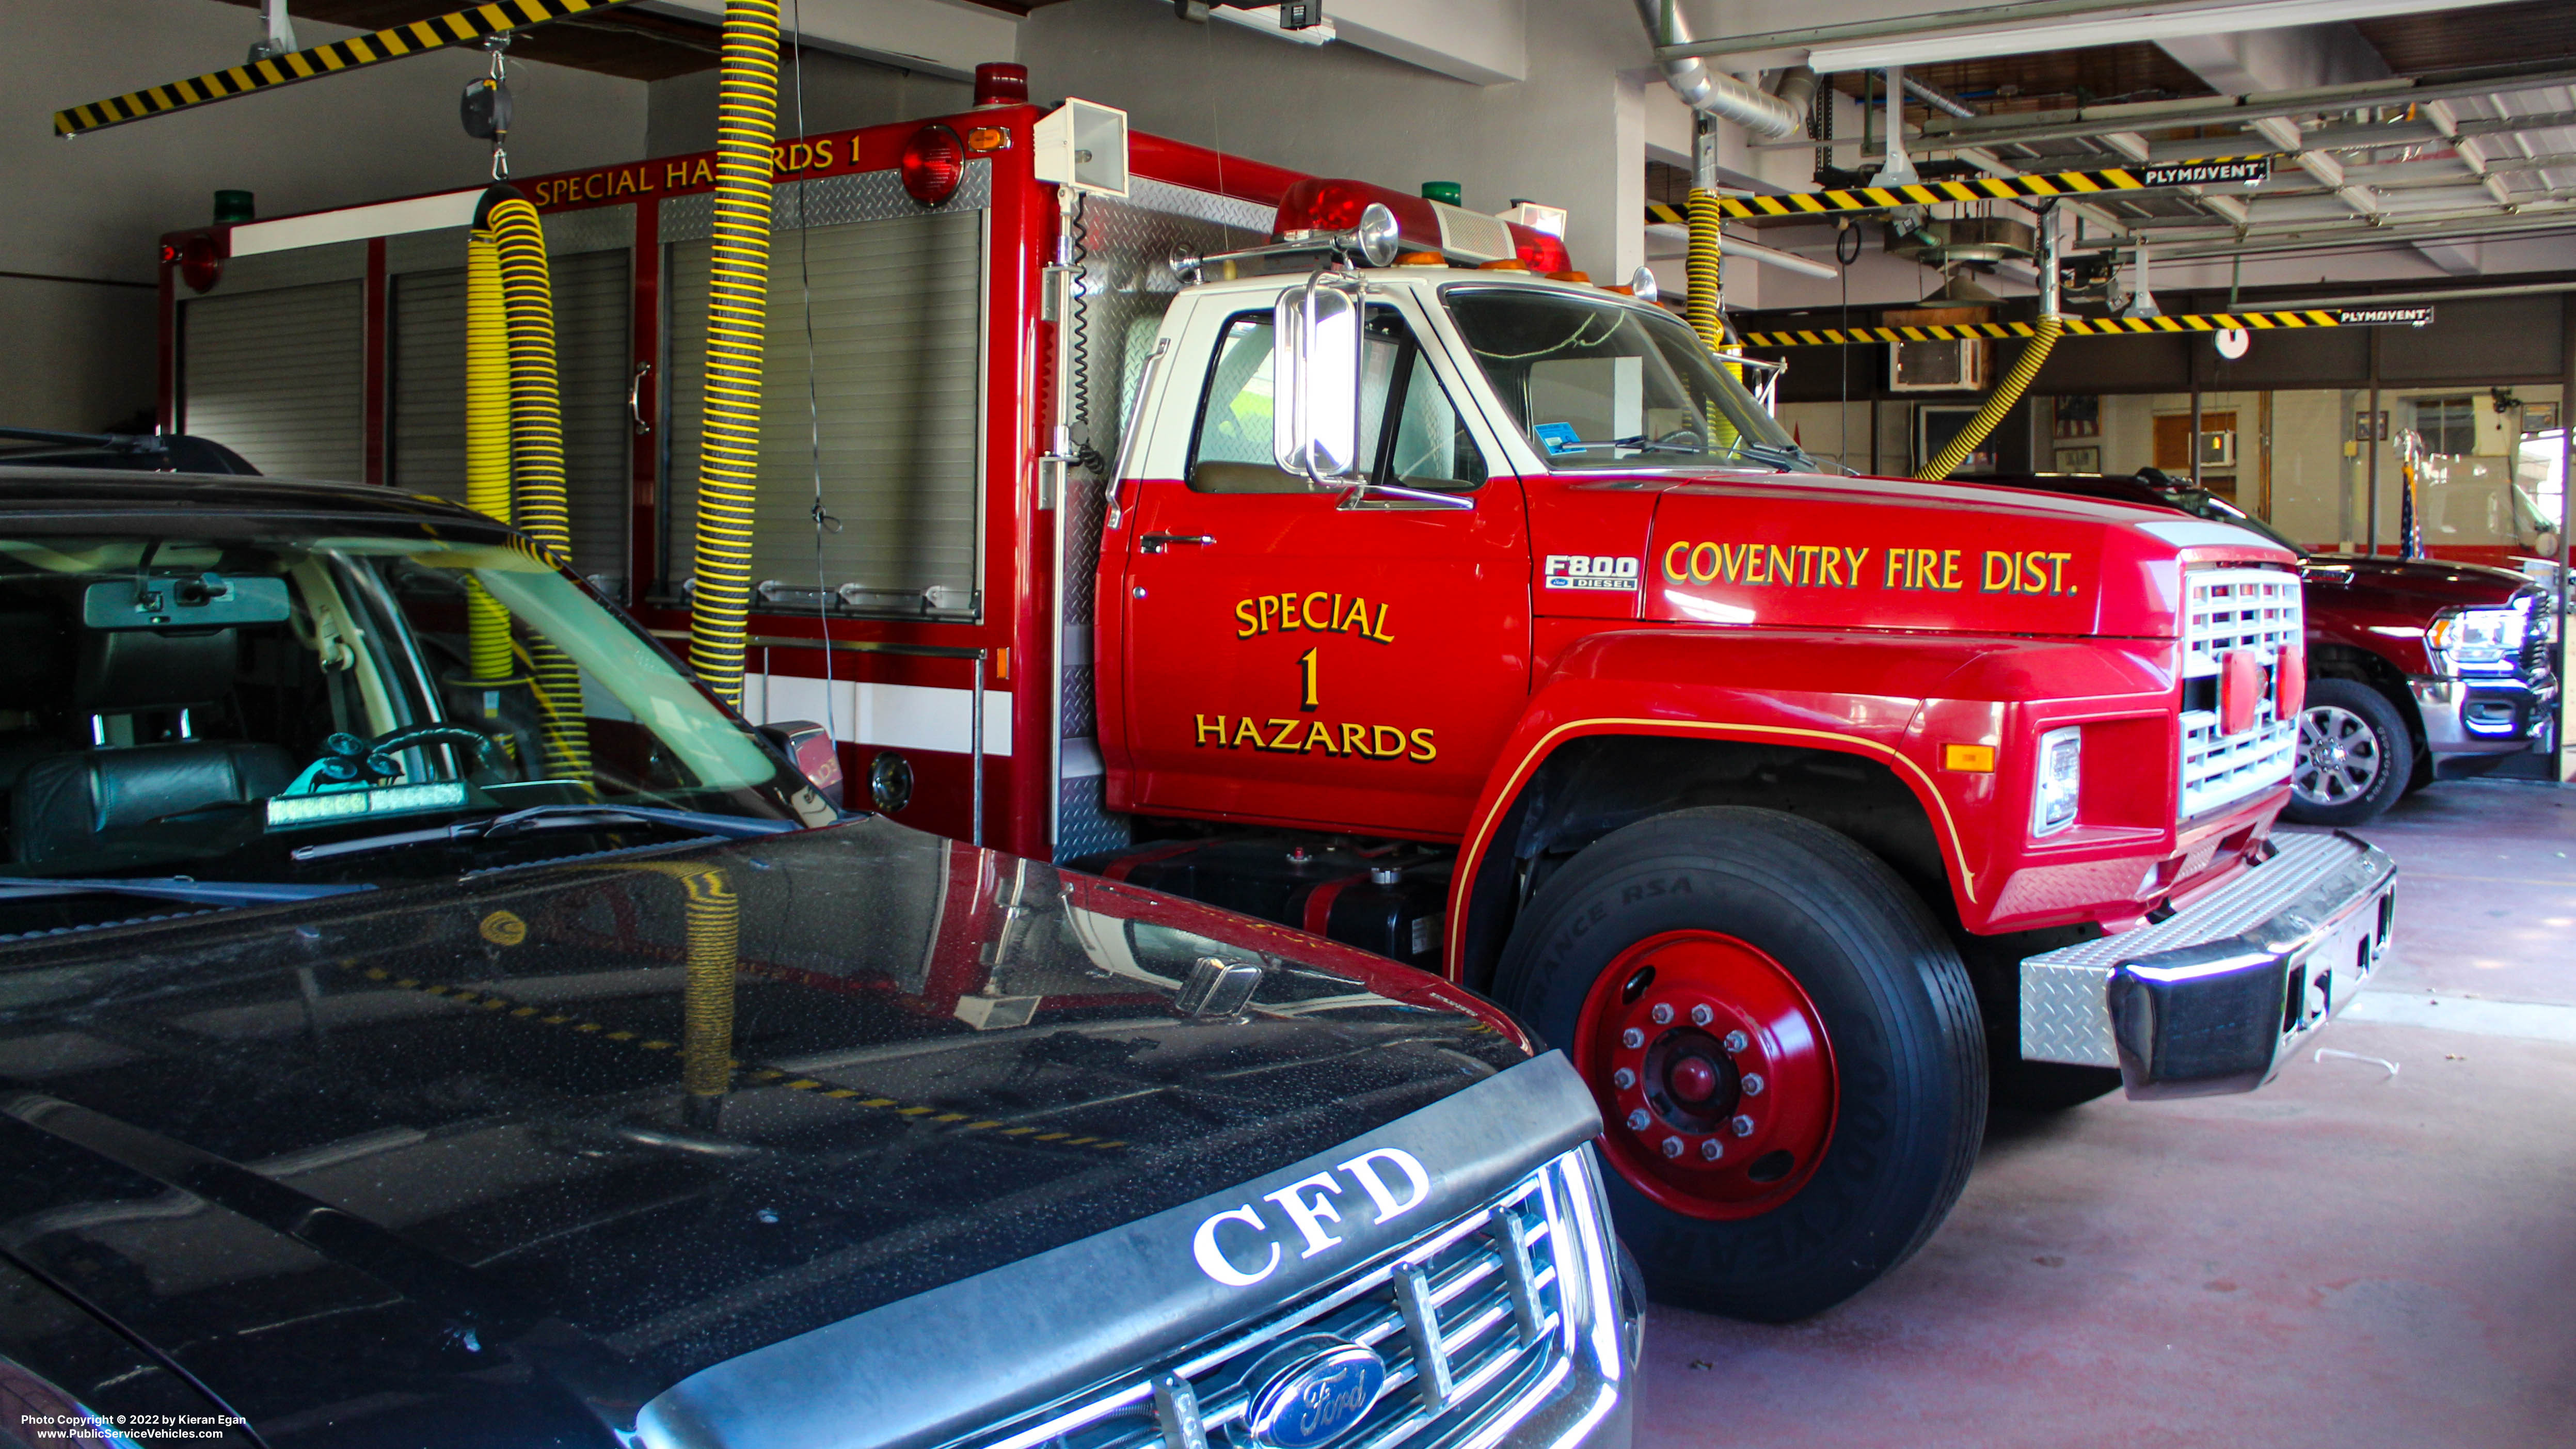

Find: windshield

[1444,286,1801,470]
[2172,488,2306,555]
[0,523,820,931]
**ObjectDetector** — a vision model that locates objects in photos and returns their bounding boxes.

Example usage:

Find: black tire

[2284,678,2412,826]
[1493,807,1985,1321]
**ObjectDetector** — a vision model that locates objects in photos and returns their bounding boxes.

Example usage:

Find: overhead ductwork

[1633,0,1808,139]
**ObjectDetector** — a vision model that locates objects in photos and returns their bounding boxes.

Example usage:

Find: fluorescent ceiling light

[1811,0,2524,72]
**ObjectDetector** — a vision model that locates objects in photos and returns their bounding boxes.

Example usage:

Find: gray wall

[0,0,646,433]
[647,50,970,158]
[1017,0,1648,281]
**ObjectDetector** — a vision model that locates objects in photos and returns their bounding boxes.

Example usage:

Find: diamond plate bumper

[2020,832,2398,1098]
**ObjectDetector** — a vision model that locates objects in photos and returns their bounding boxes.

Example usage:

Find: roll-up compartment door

[389,251,632,592]
[181,281,364,481]
[662,209,983,619]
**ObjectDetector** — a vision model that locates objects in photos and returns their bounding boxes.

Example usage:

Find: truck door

[1115,293,1528,838]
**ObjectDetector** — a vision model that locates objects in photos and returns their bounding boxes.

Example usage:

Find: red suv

[1970,469,2560,824]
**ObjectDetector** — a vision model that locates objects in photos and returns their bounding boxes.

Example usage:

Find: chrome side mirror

[759,720,844,809]
[1272,270,1369,487]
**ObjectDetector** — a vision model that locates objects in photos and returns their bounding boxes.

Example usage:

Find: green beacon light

[212,190,256,225]
[1420,181,1462,206]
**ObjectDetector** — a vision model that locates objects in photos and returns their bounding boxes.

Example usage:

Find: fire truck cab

[157,84,2398,1321]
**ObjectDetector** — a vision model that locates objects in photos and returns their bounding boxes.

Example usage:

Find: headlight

[2427,603,2528,674]
[2032,725,2081,837]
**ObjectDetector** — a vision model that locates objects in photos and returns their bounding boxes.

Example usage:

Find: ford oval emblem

[1245,1340,1387,1449]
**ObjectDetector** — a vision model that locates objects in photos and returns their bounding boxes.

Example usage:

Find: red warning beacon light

[1271,177,1572,274]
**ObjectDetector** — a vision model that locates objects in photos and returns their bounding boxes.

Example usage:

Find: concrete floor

[1637,779,2576,1449]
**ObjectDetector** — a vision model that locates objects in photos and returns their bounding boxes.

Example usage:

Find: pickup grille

[2177,567,2301,820]
[974,1154,1598,1449]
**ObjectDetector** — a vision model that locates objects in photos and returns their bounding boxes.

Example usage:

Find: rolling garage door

[661,202,984,620]
[180,280,365,482]
[390,248,633,593]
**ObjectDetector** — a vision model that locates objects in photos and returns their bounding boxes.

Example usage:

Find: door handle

[629,361,653,435]
[1138,533,1215,553]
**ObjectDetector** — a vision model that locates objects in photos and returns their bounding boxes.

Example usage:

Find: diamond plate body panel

[1049,182,1270,856]
[2019,832,2384,1065]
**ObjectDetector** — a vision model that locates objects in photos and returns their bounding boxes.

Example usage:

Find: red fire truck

[157,69,2398,1320]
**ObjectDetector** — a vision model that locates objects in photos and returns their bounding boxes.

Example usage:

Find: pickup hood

[0,817,1526,1447]
[1544,470,2292,639]
[2303,552,2540,613]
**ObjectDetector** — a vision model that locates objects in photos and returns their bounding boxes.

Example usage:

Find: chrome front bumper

[2019,832,2398,1099]
[2410,672,2559,760]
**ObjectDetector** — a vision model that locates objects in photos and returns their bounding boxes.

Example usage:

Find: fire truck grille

[967,1156,1587,1449]
[2177,567,2301,820]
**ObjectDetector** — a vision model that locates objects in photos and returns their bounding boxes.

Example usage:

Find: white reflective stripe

[741,673,1013,757]
[229,190,482,257]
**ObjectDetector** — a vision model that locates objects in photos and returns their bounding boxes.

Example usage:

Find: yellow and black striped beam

[1740,304,2435,348]
[1645,157,2274,222]
[55,0,646,138]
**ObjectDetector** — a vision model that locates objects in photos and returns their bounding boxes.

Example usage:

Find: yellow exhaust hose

[1683,189,1741,452]
[575,861,740,1107]
[463,225,515,685]
[685,0,785,711]
[1917,316,2063,482]
[480,186,591,786]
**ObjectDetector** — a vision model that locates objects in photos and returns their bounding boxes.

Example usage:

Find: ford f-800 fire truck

[158,69,2397,1320]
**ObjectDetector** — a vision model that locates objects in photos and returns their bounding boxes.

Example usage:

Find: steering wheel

[1656,426,1704,449]
[284,725,507,796]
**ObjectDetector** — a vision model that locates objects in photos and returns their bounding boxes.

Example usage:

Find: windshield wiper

[1549,436,1704,456]
[0,877,374,905]
[1732,440,1809,471]
[291,803,802,864]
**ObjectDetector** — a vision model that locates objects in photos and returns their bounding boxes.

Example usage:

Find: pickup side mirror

[759,720,845,810]
[1272,272,1369,486]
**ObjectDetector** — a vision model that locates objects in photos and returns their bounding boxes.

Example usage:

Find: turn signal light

[901,123,967,206]
[963,125,1010,153]
[2275,645,2306,720]
[2219,649,2263,735]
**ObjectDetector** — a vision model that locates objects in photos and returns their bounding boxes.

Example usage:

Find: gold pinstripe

[1443,717,1979,974]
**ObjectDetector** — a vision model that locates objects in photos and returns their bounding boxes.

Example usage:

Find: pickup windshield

[1444,285,1799,469]
[0,524,822,934]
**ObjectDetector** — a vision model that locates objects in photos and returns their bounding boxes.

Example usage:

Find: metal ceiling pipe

[1634,0,1806,139]
[1904,74,1977,119]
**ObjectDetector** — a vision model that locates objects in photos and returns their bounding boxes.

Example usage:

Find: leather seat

[10,626,293,866]
[14,742,295,865]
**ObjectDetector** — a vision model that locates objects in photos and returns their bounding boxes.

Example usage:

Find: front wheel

[1494,807,1985,1321]
[2284,678,2412,826]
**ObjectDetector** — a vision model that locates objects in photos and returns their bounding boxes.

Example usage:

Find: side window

[1187,307,1487,493]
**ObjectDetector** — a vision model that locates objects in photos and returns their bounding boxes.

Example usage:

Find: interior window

[1187,308,1486,495]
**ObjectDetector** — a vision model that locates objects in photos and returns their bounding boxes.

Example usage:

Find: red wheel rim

[1572,929,1837,1220]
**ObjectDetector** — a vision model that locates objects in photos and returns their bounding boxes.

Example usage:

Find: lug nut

[1661,1137,1684,1159]
[1612,1067,1636,1090]
[1690,1004,1713,1027]
[1731,1114,1756,1137]
[1620,1027,1644,1049]
[1626,1108,1652,1132]
[1650,1002,1674,1025]
[1740,1073,1766,1095]
[1723,1030,1750,1054]
[1699,1139,1723,1161]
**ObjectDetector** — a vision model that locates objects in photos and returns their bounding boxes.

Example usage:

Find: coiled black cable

[1066,192,1111,479]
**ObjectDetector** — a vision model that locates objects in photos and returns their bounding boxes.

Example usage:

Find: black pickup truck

[0,471,1638,1449]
